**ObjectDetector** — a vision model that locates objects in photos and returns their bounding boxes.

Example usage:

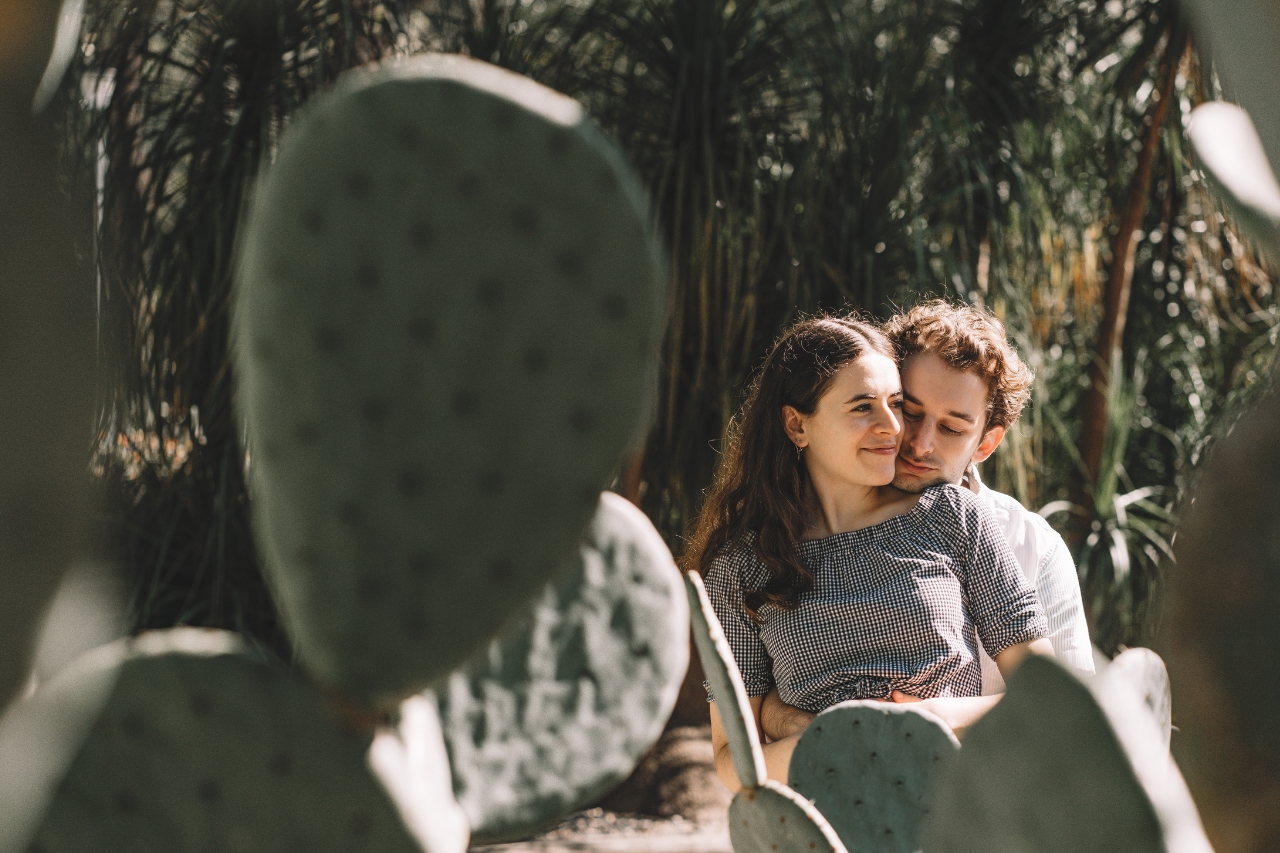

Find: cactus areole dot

[233,54,666,706]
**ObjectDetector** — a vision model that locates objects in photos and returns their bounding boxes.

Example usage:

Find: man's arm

[1035,538,1096,675]
[992,636,1054,678]
[888,637,1051,739]
[760,686,816,741]
[710,697,802,791]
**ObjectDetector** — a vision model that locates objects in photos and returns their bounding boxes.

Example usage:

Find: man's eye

[941,425,963,436]
[902,410,921,421]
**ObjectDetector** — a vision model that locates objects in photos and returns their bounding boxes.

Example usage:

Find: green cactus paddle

[684,572,846,853]
[788,700,958,853]
[5,628,443,853]
[233,54,666,707]
[922,654,1211,853]
[435,493,689,844]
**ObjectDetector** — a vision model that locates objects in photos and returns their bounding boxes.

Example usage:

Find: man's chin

[892,470,950,493]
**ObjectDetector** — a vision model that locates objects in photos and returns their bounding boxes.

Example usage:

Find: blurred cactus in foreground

[233,54,666,707]
[0,50,684,853]
[437,493,688,844]
[0,0,98,712]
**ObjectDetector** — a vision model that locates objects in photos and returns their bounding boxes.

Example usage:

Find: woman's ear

[781,405,807,448]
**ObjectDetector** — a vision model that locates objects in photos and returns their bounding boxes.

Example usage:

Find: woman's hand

[710,697,806,791]
[760,687,817,741]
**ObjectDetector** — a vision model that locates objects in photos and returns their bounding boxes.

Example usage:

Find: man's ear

[781,405,807,448]
[971,424,1006,464]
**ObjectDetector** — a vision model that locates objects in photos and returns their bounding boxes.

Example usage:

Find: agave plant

[1040,355,1177,654]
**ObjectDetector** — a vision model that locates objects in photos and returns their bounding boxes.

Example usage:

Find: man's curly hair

[883,299,1033,430]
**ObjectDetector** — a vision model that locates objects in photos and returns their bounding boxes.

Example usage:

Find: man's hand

[760,687,816,741]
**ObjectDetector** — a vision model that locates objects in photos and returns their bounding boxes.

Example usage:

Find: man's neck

[961,463,984,495]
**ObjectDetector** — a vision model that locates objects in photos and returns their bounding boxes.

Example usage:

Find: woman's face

[784,352,903,488]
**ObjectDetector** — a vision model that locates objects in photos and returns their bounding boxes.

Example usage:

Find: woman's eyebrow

[843,389,903,404]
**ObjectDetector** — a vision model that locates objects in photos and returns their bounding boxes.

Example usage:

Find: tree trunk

[1071,29,1187,537]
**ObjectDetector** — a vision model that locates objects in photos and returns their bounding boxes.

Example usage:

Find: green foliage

[71,0,418,654]
[1039,356,1177,652]
[72,0,1280,658]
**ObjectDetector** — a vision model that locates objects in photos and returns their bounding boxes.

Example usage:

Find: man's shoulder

[976,486,1069,566]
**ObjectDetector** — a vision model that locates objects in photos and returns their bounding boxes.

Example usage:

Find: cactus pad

[729,780,847,853]
[1107,648,1171,750]
[788,700,958,853]
[1186,102,1280,264]
[923,654,1212,853]
[685,571,767,790]
[435,493,688,844]
[1160,377,1280,850]
[12,628,428,853]
[233,54,666,705]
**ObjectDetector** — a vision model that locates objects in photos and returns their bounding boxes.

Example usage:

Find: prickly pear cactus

[233,54,666,706]
[729,781,847,853]
[1108,648,1172,751]
[6,628,432,853]
[922,654,1212,853]
[435,493,688,844]
[788,700,958,853]
[685,572,767,790]
[1186,102,1280,263]
[1160,380,1280,853]
[0,0,97,712]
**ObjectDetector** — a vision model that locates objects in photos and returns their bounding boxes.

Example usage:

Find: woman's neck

[801,473,918,539]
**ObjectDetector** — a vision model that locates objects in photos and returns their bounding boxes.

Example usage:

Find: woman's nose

[875,403,901,435]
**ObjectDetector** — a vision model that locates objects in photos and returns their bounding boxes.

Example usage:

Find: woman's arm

[993,636,1054,678]
[760,686,816,741]
[710,696,803,791]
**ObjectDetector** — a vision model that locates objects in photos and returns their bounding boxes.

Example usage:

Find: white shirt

[970,468,1095,693]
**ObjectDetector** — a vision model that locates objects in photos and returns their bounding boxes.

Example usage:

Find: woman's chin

[852,459,898,487]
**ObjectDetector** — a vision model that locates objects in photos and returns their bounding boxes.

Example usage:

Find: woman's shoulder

[916,483,993,536]
[703,533,769,586]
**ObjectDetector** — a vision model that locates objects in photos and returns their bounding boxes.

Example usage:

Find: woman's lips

[862,445,898,456]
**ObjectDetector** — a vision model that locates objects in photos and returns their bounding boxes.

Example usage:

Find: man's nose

[906,420,934,456]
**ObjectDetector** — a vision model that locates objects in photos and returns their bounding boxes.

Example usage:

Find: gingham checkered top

[703,484,1048,712]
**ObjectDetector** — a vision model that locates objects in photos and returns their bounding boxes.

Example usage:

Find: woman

[683,315,1051,791]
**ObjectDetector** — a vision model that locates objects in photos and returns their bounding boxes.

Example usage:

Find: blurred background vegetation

[67,0,1279,660]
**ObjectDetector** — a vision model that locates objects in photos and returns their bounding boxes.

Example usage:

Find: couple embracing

[682,300,1095,791]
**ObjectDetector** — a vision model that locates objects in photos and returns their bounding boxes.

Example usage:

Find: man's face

[892,352,1004,493]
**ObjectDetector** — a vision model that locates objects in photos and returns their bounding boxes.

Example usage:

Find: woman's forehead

[827,353,901,397]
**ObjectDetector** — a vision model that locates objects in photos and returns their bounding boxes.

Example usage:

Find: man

[761,299,1093,742]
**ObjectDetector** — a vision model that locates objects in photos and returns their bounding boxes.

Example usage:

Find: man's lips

[898,457,936,474]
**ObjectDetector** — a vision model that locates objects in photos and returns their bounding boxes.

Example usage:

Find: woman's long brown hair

[681,314,895,619]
